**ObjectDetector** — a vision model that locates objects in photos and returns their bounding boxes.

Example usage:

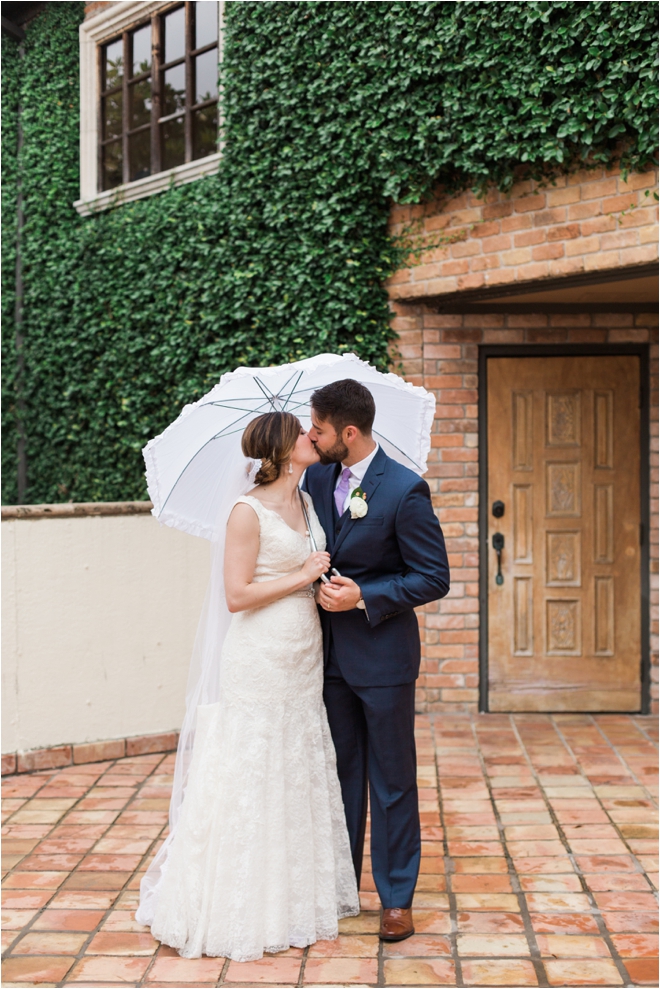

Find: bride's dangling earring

[288,462,293,474]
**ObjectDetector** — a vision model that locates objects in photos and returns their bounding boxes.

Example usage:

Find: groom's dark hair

[311,379,375,435]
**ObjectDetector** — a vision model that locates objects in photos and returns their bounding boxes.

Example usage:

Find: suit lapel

[320,463,341,551]
[331,447,387,559]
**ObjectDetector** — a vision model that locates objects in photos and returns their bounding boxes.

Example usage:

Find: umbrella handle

[298,488,339,584]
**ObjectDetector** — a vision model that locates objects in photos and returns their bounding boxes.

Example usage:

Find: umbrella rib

[276,383,317,397]
[200,394,274,404]
[272,368,303,400]
[252,369,304,412]
[254,376,281,410]
[202,402,273,415]
[157,432,227,518]
[281,371,305,411]
[207,424,256,438]
[277,397,311,415]
[372,430,423,472]
[157,407,263,517]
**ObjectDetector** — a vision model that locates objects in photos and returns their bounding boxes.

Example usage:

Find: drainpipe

[14,39,28,503]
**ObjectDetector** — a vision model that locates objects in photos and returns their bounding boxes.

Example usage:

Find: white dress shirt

[334,443,379,514]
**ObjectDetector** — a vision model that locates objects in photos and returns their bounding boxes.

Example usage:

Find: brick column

[391,311,658,714]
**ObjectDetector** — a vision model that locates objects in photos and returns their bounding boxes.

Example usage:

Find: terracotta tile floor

[2,713,657,988]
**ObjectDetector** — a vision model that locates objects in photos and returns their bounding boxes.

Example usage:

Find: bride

[135,410,359,961]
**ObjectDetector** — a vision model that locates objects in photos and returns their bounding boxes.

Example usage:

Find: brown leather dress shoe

[379,907,414,941]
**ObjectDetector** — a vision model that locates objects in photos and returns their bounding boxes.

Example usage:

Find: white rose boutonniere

[349,486,368,519]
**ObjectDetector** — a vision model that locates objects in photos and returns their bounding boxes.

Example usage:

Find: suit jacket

[303,446,450,686]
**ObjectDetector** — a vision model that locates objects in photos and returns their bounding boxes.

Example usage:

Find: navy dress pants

[323,645,420,910]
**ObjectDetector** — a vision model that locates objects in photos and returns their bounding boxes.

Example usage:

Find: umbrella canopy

[143,352,435,539]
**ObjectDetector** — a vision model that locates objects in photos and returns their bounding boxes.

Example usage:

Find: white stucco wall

[2,513,210,754]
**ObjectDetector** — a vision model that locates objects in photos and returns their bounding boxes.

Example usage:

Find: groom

[304,378,449,941]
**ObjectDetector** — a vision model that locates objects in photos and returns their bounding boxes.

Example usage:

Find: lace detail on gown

[145,493,359,961]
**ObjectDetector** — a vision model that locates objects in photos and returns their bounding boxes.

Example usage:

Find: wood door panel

[487,356,641,712]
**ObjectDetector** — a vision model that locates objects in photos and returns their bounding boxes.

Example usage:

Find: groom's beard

[313,439,349,465]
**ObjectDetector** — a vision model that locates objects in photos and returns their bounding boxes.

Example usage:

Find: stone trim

[2,729,179,775]
[76,0,224,214]
[74,153,222,216]
[1,501,153,520]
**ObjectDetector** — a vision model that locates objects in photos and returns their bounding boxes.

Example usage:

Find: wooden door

[487,356,641,712]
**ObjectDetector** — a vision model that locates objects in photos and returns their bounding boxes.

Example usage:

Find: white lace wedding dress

[147,493,359,961]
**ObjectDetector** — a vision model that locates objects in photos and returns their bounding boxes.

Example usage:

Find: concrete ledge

[2,501,153,520]
[2,730,180,775]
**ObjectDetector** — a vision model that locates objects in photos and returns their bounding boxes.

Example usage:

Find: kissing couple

[136,378,450,962]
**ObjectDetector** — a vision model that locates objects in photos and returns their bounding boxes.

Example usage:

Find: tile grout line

[218,954,231,985]
[1,769,65,961]
[1,751,168,986]
[468,717,547,989]
[61,752,169,988]
[629,716,659,751]
[297,944,309,987]
[586,715,659,898]
[376,924,384,987]
[4,716,655,988]
[2,756,137,979]
[430,715,463,988]
[510,716,633,989]
[587,715,659,809]
[120,754,181,989]
[551,718,658,893]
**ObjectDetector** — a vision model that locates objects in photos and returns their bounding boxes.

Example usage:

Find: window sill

[74,151,222,217]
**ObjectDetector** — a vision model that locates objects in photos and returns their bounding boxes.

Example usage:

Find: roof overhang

[401,262,659,314]
[1,2,45,39]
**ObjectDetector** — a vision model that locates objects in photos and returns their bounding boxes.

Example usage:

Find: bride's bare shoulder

[227,498,261,532]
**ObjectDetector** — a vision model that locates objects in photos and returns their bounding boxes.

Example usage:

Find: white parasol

[143,352,435,539]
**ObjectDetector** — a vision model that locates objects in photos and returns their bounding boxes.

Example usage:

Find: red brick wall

[84,2,112,16]
[393,311,659,715]
[387,166,658,299]
[387,165,659,715]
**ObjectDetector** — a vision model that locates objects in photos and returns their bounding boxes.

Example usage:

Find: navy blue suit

[304,447,450,908]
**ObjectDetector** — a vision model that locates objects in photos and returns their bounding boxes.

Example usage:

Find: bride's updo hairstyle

[242,411,301,484]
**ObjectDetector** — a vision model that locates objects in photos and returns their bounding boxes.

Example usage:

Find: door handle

[492,532,504,585]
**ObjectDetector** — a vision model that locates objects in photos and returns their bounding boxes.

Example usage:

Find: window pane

[130,78,152,128]
[195,1,217,49]
[162,63,186,117]
[161,115,185,170]
[129,129,151,182]
[102,91,123,141]
[103,38,123,90]
[193,105,217,159]
[131,24,151,76]
[194,49,217,103]
[163,5,185,64]
[102,139,123,190]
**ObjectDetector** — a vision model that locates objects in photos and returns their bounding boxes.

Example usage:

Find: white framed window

[75,1,223,216]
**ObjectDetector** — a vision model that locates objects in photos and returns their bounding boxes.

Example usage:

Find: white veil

[135,456,260,926]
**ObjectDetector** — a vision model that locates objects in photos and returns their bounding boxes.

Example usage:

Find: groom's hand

[318,575,363,612]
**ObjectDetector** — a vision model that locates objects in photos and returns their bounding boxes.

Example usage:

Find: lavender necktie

[334,467,352,516]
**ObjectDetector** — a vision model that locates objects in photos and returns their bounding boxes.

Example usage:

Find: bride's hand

[301,551,331,583]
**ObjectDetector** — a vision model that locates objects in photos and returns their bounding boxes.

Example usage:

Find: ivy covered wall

[2,1,657,504]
